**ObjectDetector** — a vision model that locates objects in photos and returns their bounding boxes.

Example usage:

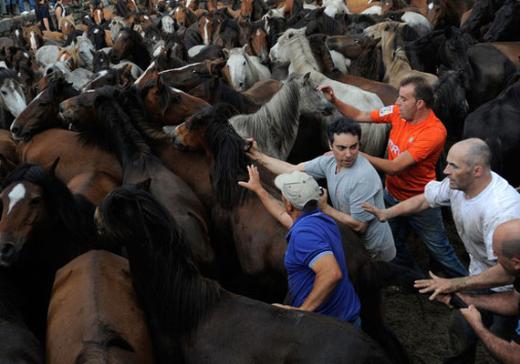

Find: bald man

[416,220,520,364]
[364,138,520,363]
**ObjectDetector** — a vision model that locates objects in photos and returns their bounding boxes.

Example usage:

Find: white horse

[43,62,95,91]
[0,69,27,118]
[269,27,389,157]
[35,36,95,71]
[230,72,334,160]
[225,46,271,92]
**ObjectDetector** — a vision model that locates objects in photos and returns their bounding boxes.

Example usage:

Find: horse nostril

[0,243,14,259]
[10,123,21,136]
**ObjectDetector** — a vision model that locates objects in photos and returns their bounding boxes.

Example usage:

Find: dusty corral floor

[383,210,496,364]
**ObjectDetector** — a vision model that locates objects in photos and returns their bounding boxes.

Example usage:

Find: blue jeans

[384,190,468,278]
[18,0,34,12]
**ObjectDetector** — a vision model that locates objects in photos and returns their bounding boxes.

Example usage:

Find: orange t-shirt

[370,105,447,201]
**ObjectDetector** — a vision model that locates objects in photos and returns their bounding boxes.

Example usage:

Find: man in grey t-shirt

[245,117,395,261]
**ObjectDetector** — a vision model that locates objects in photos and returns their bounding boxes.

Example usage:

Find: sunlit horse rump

[47,250,154,364]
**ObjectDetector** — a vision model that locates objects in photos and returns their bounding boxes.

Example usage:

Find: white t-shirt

[424,172,520,278]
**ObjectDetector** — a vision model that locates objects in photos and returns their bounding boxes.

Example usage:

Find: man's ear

[511,256,520,271]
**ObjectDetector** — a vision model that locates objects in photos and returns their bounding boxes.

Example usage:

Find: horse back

[46,250,154,364]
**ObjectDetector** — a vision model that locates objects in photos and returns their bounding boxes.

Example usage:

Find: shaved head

[493,220,520,259]
[451,138,491,169]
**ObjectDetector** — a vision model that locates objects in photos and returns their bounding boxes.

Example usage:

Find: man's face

[396,84,419,121]
[443,146,474,191]
[330,133,360,169]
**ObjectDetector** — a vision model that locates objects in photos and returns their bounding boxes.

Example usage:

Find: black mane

[188,104,250,209]
[98,185,222,360]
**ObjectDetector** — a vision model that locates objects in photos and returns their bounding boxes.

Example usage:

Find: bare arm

[245,139,305,175]
[298,253,343,312]
[238,165,293,229]
[458,290,519,316]
[415,265,515,300]
[363,193,430,222]
[318,85,372,122]
[461,305,520,364]
[43,17,52,32]
[362,151,416,176]
[319,188,367,233]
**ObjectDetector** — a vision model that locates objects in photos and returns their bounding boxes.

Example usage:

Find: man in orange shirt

[319,76,468,277]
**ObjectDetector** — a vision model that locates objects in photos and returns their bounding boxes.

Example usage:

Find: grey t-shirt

[304,154,395,257]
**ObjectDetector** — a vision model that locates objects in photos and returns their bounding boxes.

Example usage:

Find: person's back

[286,209,361,322]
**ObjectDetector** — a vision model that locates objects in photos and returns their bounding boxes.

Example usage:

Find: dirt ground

[383,210,497,364]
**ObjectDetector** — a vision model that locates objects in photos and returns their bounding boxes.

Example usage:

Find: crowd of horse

[0,0,518,362]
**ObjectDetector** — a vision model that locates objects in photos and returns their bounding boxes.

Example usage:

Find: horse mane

[2,164,94,256]
[119,87,171,144]
[95,94,154,169]
[98,185,222,343]
[190,104,250,209]
[202,77,259,113]
[229,75,300,160]
[307,33,335,73]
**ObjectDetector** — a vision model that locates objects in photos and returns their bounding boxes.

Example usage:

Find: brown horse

[248,25,269,64]
[140,77,210,125]
[18,129,122,205]
[11,76,79,142]
[47,250,154,364]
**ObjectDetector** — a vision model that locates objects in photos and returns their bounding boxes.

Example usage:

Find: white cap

[274,171,321,210]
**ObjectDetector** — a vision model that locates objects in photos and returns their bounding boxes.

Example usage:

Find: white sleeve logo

[379,106,394,117]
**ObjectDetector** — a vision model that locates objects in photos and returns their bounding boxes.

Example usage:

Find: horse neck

[230,78,300,159]
[124,228,222,342]
[288,38,321,74]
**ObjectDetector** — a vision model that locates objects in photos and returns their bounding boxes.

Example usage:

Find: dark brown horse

[170,104,417,363]
[10,76,79,142]
[0,163,97,340]
[110,28,151,70]
[95,183,391,364]
[91,93,215,270]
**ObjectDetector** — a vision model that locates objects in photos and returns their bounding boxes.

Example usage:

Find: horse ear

[49,157,60,176]
[303,72,311,83]
[135,178,152,192]
[222,48,229,59]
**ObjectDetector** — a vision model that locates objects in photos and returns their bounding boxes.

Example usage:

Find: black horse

[463,80,520,187]
[0,269,43,363]
[0,162,96,340]
[95,183,392,364]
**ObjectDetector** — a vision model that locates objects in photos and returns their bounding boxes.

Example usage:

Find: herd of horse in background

[0,0,518,362]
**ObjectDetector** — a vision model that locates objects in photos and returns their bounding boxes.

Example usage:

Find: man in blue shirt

[239,168,361,326]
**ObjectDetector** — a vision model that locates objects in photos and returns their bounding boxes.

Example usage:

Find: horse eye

[288,33,293,38]
[242,61,246,65]
[30,196,42,205]
[1,91,6,95]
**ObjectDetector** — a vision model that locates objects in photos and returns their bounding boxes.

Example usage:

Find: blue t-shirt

[285,209,361,322]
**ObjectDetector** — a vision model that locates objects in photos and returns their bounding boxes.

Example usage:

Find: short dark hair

[327,117,362,144]
[400,76,434,108]
[302,200,319,213]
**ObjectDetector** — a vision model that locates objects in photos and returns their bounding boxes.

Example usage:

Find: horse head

[295,72,334,116]
[11,76,77,141]
[249,26,269,64]
[140,76,209,125]
[0,69,27,119]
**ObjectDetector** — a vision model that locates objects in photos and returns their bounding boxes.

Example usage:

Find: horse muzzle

[0,241,17,268]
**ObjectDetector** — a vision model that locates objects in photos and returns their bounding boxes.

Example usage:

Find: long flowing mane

[98,186,222,358]
[197,77,259,113]
[229,76,300,160]
[190,104,250,209]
